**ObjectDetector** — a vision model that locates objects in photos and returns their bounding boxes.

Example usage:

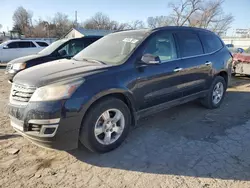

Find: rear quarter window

[175,32,203,58]
[199,32,223,53]
[36,42,49,47]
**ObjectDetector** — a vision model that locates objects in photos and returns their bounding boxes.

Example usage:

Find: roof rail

[112,29,135,33]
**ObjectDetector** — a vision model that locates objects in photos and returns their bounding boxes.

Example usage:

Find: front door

[133,31,184,111]
[2,42,20,62]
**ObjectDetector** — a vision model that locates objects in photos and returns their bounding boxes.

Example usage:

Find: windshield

[38,39,69,55]
[73,30,149,65]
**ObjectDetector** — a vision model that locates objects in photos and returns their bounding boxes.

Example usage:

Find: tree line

[7,0,233,38]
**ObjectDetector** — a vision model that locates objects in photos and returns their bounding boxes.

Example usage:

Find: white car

[0,40,49,63]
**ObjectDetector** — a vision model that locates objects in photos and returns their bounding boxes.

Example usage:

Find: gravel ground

[1,67,250,188]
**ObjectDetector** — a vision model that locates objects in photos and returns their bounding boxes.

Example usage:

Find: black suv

[8,27,232,153]
[5,36,102,82]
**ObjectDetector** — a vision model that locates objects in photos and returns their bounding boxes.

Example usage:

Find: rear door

[198,32,225,88]
[18,41,38,57]
[174,31,212,96]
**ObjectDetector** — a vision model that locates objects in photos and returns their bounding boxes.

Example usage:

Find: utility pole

[74,11,78,28]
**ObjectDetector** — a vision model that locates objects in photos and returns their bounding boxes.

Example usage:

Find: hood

[13,59,108,87]
[8,54,44,64]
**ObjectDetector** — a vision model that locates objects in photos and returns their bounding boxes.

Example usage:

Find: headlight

[12,63,26,70]
[30,79,84,102]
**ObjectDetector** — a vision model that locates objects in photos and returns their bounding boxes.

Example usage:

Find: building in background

[63,28,112,39]
[234,29,250,38]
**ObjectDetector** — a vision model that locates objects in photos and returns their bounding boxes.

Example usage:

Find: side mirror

[3,45,8,49]
[141,54,161,65]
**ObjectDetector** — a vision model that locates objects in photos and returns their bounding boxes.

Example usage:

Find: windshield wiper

[72,57,79,61]
[82,58,106,65]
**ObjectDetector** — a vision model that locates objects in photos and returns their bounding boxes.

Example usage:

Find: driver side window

[143,32,177,62]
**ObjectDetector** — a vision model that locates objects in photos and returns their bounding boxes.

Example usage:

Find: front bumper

[8,100,82,150]
[5,69,19,82]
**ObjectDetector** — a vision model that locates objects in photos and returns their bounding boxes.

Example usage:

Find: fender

[79,87,138,125]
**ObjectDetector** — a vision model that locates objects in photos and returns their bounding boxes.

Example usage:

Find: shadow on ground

[69,89,250,180]
[0,133,21,140]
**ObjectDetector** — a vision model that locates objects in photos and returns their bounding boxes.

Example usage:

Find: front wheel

[79,97,131,153]
[201,76,227,109]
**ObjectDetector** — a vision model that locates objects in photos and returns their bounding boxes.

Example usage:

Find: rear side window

[175,32,203,58]
[36,42,49,47]
[18,41,36,48]
[199,32,223,53]
[7,42,19,49]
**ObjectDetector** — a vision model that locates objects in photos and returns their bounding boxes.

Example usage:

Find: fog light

[44,127,56,135]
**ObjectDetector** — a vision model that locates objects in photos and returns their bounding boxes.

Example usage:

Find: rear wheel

[79,97,131,153]
[201,76,226,109]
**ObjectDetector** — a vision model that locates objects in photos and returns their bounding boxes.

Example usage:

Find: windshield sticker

[131,39,139,43]
[123,38,139,43]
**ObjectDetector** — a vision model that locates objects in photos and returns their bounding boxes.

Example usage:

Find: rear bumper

[8,100,82,150]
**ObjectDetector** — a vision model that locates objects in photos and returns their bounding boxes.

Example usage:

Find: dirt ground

[1,66,250,188]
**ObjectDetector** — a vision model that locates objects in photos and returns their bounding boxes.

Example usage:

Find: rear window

[175,32,203,58]
[199,32,223,53]
[36,42,49,47]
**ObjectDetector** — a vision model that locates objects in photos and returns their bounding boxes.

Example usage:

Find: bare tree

[126,20,145,29]
[52,12,73,37]
[83,12,111,29]
[168,0,202,26]
[12,6,33,35]
[83,12,129,30]
[147,16,171,28]
[166,0,233,34]
[31,19,50,37]
[187,0,233,34]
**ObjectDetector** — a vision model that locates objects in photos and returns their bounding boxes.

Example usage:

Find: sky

[0,0,250,34]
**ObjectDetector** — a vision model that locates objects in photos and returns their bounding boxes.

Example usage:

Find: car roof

[5,39,49,43]
[152,26,214,33]
[115,26,215,35]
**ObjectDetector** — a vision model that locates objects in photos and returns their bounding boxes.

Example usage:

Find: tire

[200,76,227,109]
[79,97,131,153]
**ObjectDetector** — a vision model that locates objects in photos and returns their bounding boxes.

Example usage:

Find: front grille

[6,63,12,71]
[11,83,36,103]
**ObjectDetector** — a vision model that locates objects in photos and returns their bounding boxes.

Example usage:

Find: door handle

[173,67,183,72]
[205,61,212,66]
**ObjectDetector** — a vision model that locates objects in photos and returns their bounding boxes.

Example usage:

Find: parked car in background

[232,51,250,76]
[8,27,232,153]
[5,36,102,82]
[226,43,244,54]
[0,39,49,63]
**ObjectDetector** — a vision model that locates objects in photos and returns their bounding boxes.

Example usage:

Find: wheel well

[218,71,228,86]
[83,93,136,126]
